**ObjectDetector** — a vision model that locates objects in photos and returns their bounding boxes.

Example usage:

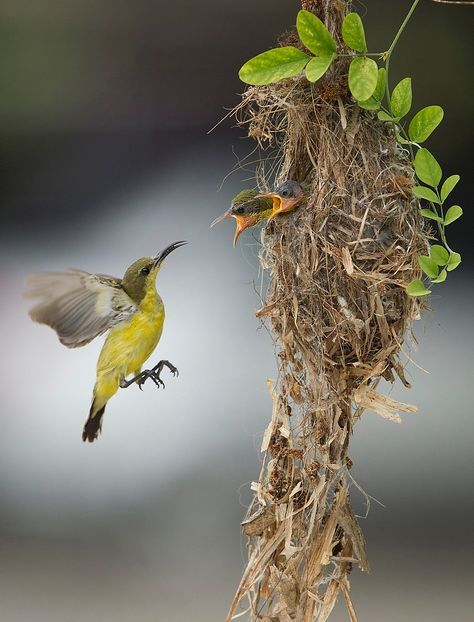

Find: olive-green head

[210,188,274,246]
[231,189,273,214]
[121,241,187,304]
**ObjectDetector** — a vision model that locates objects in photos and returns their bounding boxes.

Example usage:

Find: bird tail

[82,399,106,443]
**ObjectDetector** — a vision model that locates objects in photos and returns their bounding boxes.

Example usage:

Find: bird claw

[167,364,179,377]
[132,360,178,391]
[150,372,166,389]
[136,370,164,390]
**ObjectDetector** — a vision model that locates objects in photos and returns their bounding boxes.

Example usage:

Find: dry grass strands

[226,2,429,621]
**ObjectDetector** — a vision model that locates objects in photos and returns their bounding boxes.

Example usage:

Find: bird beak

[154,240,187,267]
[211,209,257,247]
[256,192,301,222]
[232,215,258,247]
[210,209,232,228]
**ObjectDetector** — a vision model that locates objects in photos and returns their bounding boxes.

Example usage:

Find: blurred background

[1,1,473,620]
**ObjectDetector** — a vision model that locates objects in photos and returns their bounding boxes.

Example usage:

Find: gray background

[1,1,473,621]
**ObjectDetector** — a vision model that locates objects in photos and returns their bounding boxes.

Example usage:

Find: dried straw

[226,1,430,620]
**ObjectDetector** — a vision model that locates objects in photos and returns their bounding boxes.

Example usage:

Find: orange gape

[256,180,306,221]
[210,188,273,246]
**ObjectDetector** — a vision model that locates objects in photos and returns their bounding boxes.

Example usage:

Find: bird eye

[236,206,245,214]
[281,190,289,198]
[140,266,151,275]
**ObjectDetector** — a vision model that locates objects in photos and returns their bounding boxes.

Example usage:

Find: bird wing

[25,269,138,348]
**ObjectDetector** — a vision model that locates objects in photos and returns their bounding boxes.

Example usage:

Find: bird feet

[136,360,179,390]
[120,360,179,391]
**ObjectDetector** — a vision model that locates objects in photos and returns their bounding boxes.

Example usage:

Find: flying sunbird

[210,189,273,246]
[257,180,305,221]
[25,241,187,443]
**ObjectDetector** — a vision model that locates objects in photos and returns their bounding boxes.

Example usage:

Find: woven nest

[227,3,430,621]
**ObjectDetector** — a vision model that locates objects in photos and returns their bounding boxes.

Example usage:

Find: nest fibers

[227,3,430,622]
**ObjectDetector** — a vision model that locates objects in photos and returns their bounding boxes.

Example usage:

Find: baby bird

[210,189,273,246]
[257,180,305,221]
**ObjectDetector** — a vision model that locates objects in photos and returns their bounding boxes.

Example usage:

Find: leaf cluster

[408,149,462,294]
[239,11,337,86]
[237,6,463,297]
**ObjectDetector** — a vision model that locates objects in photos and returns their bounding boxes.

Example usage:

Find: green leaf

[348,57,378,101]
[390,77,412,119]
[357,98,380,111]
[297,10,336,56]
[413,186,440,203]
[305,54,335,82]
[239,47,311,85]
[406,279,431,297]
[431,269,447,284]
[342,12,367,53]
[440,174,460,202]
[444,205,463,225]
[408,105,444,143]
[396,133,412,145]
[429,244,449,266]
[414,148,442,188]
[377,111,394,122]
[419,256,439,279]
[373,68,387,102]
[420,209,443,222]
[358,69,387,110]
[446,252,461,272]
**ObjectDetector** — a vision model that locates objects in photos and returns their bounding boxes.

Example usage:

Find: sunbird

[25,241,187,443]
[257,179,305,221]
[257,180,305,221]
[210,189,273,246]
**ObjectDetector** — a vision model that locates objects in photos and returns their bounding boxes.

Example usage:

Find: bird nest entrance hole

[226,2,430,621]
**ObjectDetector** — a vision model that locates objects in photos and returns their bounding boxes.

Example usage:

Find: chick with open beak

[257,180,305,222]
[210,189,273,246]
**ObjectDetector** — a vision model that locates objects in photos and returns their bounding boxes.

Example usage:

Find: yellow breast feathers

[97,287,165,379]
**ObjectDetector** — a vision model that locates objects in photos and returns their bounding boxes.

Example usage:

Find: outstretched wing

[25,269,138,348]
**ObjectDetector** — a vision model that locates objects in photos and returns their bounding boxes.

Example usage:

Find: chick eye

[281,190,289,198]
[140,266,151,275]
[236,206,245,214]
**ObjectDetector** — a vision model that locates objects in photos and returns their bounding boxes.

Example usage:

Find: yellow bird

[25,241,187,443]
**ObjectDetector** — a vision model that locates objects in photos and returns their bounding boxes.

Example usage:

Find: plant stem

[337,53,384,58]
[384,0,421,101]
[398,125,414,159]
[386,0,422,59]
[434,189,453,253]
[437,222,452,253]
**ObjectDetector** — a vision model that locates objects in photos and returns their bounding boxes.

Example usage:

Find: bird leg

[120,360,179,391]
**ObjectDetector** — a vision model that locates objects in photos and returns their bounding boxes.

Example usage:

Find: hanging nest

[227,2,430,621]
